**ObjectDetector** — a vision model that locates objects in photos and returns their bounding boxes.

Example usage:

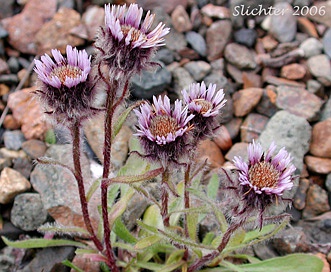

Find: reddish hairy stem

[161,169,170,227]
[71,122,103,252]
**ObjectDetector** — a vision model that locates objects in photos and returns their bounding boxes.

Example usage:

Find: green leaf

[113,218,137,244]
[1,236,87,249]
[207,173,219,200]
[86,178,101,202]
[45,129,56,144]
[62,259,84,272]
[141,205,164,233]
[112,101,143,141]
[165,249,185,265]
[243,224,275,243]
[187,212,198,241]
[202,232,216,246]
[37,222,89,236]
[134,235,162,250]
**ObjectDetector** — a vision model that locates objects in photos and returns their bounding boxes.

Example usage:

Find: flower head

[34,45,95,123]
[134,95,194,165]
[182,82,226,140]
[225,141,296,229]
[94,3,170,81]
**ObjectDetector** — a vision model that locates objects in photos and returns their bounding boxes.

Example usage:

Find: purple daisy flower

[34,45,95,123]
[227,141,296,229]
[182,82,226,140]
[94,3,170,81]
[134,95,194,164]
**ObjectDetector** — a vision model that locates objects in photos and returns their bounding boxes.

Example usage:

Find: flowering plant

[2,3,324,272]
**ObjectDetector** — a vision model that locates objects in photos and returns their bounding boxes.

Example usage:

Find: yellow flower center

[50,65,82,84]
[248,161,280,189]
[193,99,213,114]
[121,25,146,43]
[149,115,178,138]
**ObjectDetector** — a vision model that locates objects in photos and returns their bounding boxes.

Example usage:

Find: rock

[206,20,232,61]
[307,54,331,86]
[326,174,331,193]
[171,5,192,33]
[323,28,331,59]
[0,148,27,160]
[16,247,75,272]
[269,2,297,42]
[310,118,331,158]
[172,67,195,93]
[297,17,319,38]
[7,87,50,140]
[261,35,278,51]
[213,126,233,152]
[21,139,47,159]
[307,1,331,27]
[84,115,131,171]
[224,117,242,140]
[0,167,31,204]
[256,87,278,117]
[264,75,306,88]
[1,0,56,54]
[225,142,249,162]
[35,7,85,55]
[259,110,311,173]
[0,58,9,74]
[10,193,48,231]
[321,96,331,121]
[234,28,257,48]
[307,79,324,96]
[240,113,268,143]
[0,158,12,172]
[201,3,230,19]
[184,61,211,81]
[224,43,256,69]
[70,254,100,272]
[233,88,263,117]
[197,139,225,168]
[136,0,187,14]
[226,63,244,84]
[82,5,104,41]
[30,144,99,228]
[185,31,207,57]
[131,64,172,99]
[276,86,323,122]
[165,30,187,52]
[280,63,306,80]
[272,227,309,254]
[242,72,262,88]
[13,157,33,179]
[155,48,174,65]
[3,130,26,151]
[299,37,323,58]
[305,156,331,174]
[293,178,309,210]
[303,184,330,219]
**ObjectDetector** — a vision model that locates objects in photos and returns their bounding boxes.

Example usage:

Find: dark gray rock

[185,31,207,57]
[234,28,257,48]
[11,193,48,231]
[321,96,331,121]
[130,64,172,99]
[0,74,18,85]
[259,110,311,174]
[13,157,33,179]
[0,24,8,39]
[3,130,26,151]
[7,57,20,73]
[322,27,331,59]
[155,48,174,65]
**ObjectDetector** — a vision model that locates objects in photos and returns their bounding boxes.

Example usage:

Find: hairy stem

[184,164,191,238]
[71,121,103,252]
[161,169,170,227]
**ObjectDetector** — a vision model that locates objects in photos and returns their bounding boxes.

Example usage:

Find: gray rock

[11,193,48,231]
[259,111,311,174]
[130,64,172,99]
[165,30,187,52]
[155,48,174,65]
[3,130,26,151]
[224,43,256,69]
[184,60,211,81]
[307,79,324,96]
[326,173,331,192]
[172,67,195,94]
[300,37,323,58]
[7,57,20,73]
[0,24,9,39]
[321,96,331,121]
[185,31,207,57]
[13,157,33,179]
[322,27,331,58]
[234,28,257,48]
[269,2,297,42]
[307,54,331,86]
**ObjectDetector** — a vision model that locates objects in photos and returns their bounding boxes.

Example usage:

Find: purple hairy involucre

[182,82,226,140]
[134,95,194,164]
[94,3,170,81]
[34,45,96,123]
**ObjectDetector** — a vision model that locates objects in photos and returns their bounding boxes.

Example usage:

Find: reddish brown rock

[242,72,262,89]
[3,115,21,130]
[225,142,249,162]
[82,5,104,41]
[233,88,263,117]
[264,75,306,88]
[310,118,331,158]
[293,178,309,210]
[0,84,10,96]
[7,87,50,140]
[201,4,231,19]
[21,139,47,160]
[240,113,269,143]
[281,63,306,80]
[171,5,192,33]
[224,118,242,140]
[136,0,187,14]
[213,126,232,152]
[70,254,100,272]
[297,17,319,38]
[261,35,278,51]
[305,156,331,174]
[256,87,278,117]
[302,184,330,219]
[276,86,323,121]
[1,0,56,54]
[35,8,85,55]
[197,139,225,168]
[206,20,232,61]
